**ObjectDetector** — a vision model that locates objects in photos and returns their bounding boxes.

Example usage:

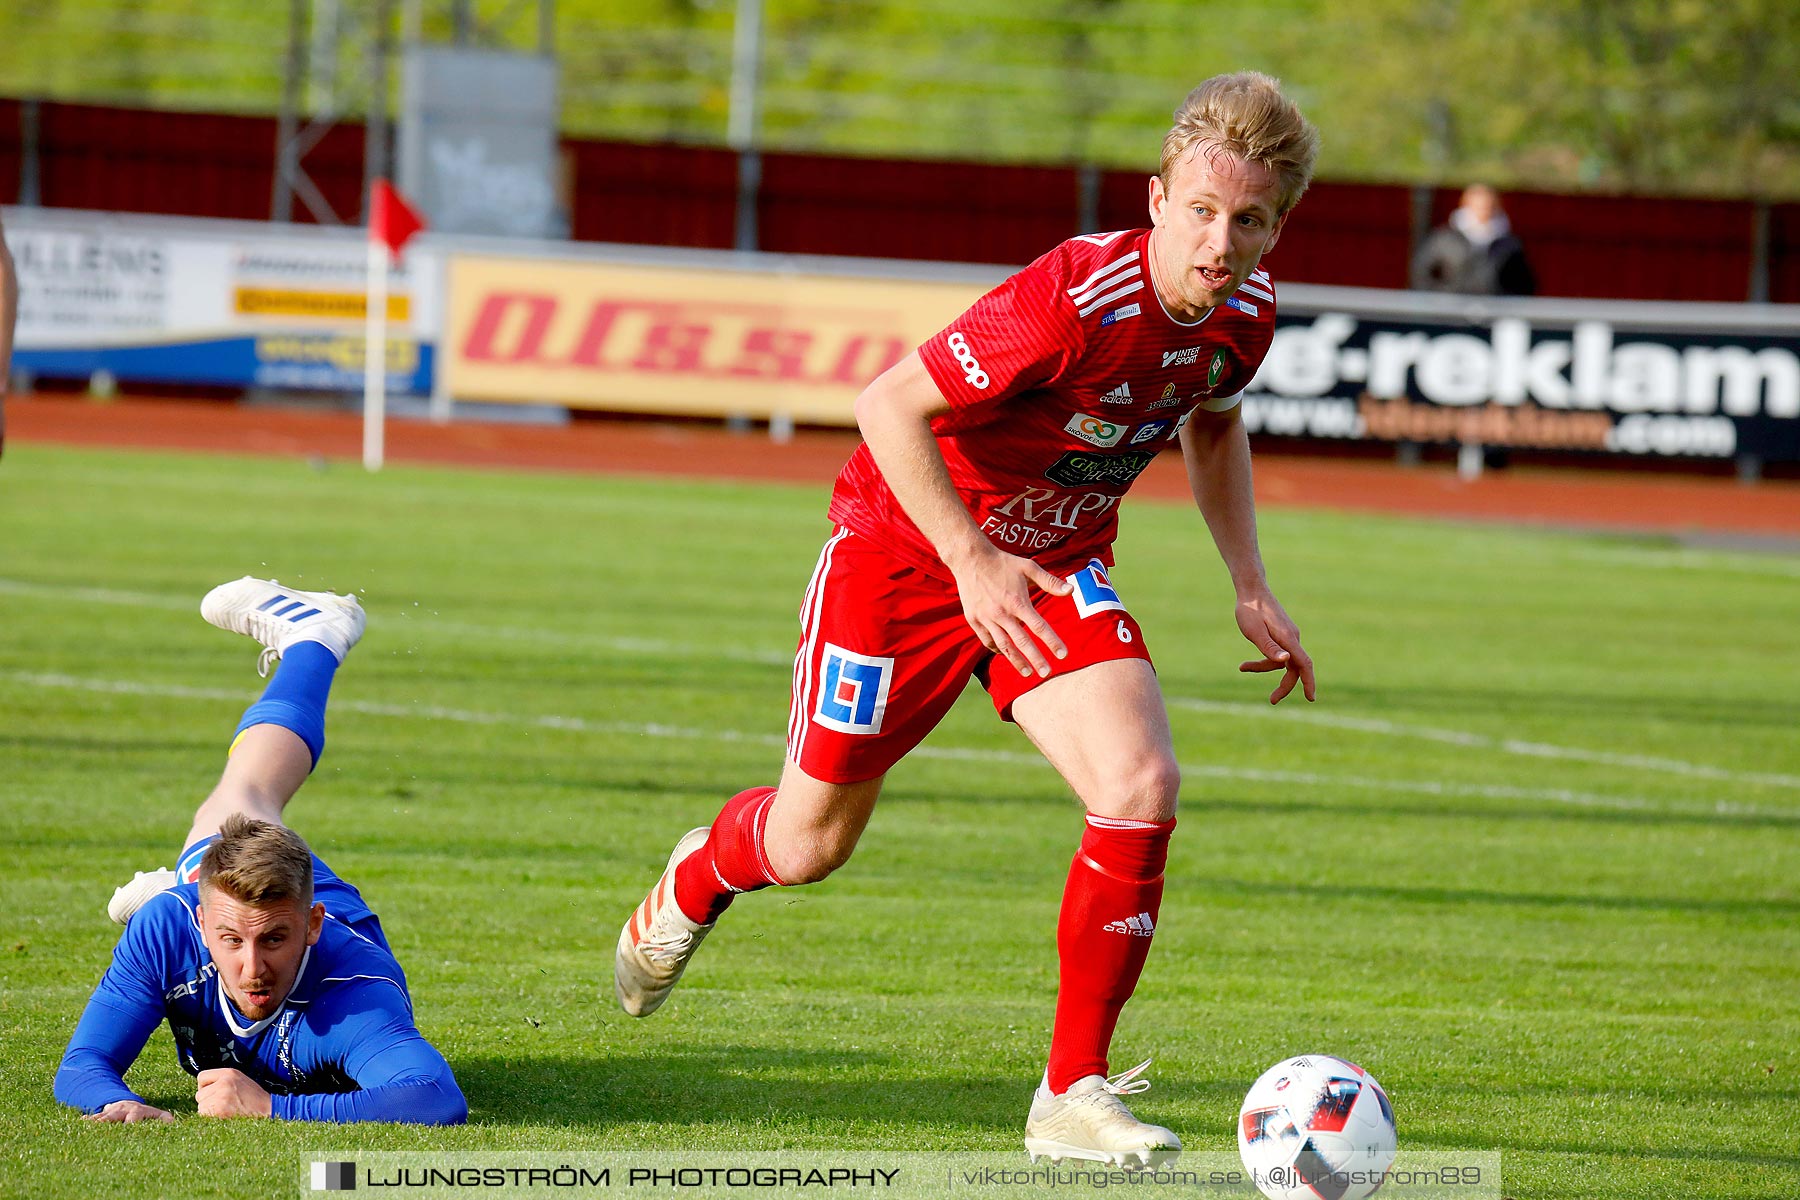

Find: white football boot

[1024,1059,1182,1169]
[106,868,181,925]
[200,576,366,674]
[105,578,363,925]
[614,827,714,1017]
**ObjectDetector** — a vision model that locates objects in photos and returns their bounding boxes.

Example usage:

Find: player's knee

[766,828,859,885]
[1087,753,1180,823]
[194,787,286,830]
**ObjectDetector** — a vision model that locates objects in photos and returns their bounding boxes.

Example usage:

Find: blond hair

[1161,72,1320,214]
[197,814,315,908]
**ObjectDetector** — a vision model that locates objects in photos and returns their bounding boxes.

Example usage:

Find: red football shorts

[786,526,1154,784]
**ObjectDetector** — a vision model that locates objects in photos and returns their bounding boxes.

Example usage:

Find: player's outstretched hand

[196,1068,272,1118]
[947,543,1073,679]
[1236,590,1315,704]
[86,1099,175,1124]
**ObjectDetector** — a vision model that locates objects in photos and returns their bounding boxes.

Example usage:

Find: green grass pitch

[3,442,1797,1198]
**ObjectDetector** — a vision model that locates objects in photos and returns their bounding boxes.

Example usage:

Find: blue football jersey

[56,861,464,1124]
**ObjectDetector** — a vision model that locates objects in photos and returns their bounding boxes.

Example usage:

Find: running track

[9,395,1800,542]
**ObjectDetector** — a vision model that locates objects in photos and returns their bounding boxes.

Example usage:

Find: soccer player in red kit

[616,71,1320,1166]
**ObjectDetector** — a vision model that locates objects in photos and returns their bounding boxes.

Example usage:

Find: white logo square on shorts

[1067,559,1128,619]
[814,643,895,735]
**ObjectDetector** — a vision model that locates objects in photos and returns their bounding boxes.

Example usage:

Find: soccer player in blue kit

[55,577,466,1125]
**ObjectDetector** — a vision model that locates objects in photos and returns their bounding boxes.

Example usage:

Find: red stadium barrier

[758,150,1078,264]
[563,138,738,248]
[1770,203,1800,304]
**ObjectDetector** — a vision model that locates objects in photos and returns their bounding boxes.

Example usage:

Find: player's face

[199,887,325,1021]
[1147,145,1288,320]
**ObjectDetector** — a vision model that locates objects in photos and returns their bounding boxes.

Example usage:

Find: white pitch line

[0,578,791,666]
[7,576,1792,793]
[1169,697,1800,792]
[6,670,1790,821]
[1566,546,1800,579]
[0,578,192,612]
[1,671,787,746]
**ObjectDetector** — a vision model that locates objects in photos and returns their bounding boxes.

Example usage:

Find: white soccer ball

[1237,1054,1397,1200]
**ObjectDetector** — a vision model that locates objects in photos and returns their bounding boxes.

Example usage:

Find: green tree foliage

[0,0,1794,197]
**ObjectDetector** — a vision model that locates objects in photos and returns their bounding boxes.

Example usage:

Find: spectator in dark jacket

[1411,184,1536,296]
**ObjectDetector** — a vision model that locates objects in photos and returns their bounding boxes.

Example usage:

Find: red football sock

[1045,814,1175,1094]
[672,786,787,925]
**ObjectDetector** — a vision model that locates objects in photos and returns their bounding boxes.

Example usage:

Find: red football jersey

[828,227,1278,577]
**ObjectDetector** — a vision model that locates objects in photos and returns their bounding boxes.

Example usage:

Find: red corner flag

[370,179,425,258]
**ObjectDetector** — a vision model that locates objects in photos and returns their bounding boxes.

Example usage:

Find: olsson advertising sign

[1244,294,1800,461]
[442,254,984,423]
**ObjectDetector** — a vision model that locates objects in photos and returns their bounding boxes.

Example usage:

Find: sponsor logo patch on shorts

[1069,559,1128,618]
[814,643,895,735]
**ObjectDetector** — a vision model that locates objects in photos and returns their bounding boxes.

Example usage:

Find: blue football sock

[231,640,340,769]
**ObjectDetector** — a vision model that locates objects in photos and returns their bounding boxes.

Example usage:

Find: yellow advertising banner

[234,287,411,322]
[443,255,991,424]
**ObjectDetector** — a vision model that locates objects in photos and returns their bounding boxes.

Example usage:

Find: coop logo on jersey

[1208,348,1227,388]
[814,643,895,735]
[1128,420,1172,445]
[1162,345,1203,368]
[1069,559,1128,618]
[1065,413,1127,447]
[945,331,990,390]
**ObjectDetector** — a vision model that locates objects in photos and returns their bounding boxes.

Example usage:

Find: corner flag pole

[364,179,425,473]
[363,235,389,471]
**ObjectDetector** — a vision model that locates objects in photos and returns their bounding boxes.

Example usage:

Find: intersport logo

[946,331,990,389]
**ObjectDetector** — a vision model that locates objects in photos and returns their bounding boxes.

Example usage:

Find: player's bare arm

[853,351,1072,679]
[1178,407,1314,704]
[0,210,16,462]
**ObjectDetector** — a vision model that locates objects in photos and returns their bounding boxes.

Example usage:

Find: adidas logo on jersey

[1103,912,1157,937]
[1098,382,1133,405]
